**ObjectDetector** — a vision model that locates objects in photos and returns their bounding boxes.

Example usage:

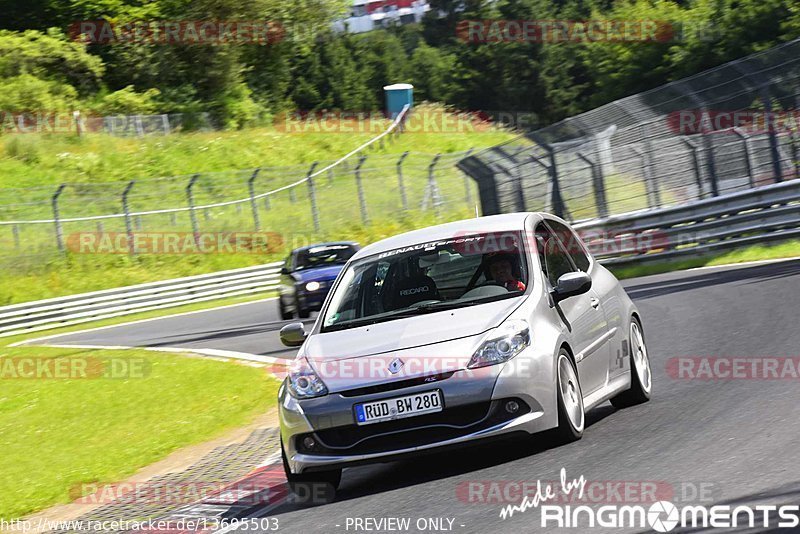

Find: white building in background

[334,0,430,34]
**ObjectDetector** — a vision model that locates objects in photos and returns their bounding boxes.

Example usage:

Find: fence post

[425,154,443,217]
[463,148,475,207]
[397,151,409,211]
[727,63,782,184]
[529,133,567,219]
[682,138,706,198]
[732,128,756,187]
[494,162,526,213]
[135,115,144,138]
[760,91,783,183]
[355,155,369,225]
[289,185,297,203]
[576,152,608,218]
[701,133,720,196]
[12,225,20,249]
[792,130,800,180]
[633,146,660,209]
[186,174,201,246]
[51,184,67,253]
[307,162,320,233]
[122,180,136,256]
[248,168,261,230]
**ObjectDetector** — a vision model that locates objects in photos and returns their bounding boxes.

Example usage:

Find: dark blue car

[278,242,360,320]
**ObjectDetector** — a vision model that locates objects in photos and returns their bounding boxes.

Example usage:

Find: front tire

[281,443,341,502]
[296,297,310,319]
[610,317,652,408]
[553,350,584,443]
[279,297,293,320]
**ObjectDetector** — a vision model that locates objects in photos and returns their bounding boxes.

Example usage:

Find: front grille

[338,372,456,397]
[297,398,530,456]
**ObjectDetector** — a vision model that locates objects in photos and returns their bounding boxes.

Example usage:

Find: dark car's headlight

[288,356,328,399]
[305,281,321,292]
[468,320,530,369]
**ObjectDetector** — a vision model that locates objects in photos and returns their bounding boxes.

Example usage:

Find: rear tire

[281,443,340,502]
[610,317,652,408]
[553,350,584,443]
[279,297,293,320]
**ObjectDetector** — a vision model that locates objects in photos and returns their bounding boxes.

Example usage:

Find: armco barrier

[576,179,800,266]
[0,262,282,338]
[2,179,799,337]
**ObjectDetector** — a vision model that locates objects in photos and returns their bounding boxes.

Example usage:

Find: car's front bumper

[296,287,331,312]
[279,346,558,474]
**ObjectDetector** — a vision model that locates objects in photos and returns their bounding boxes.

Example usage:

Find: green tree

[0,29,104,94]
[409,43,456,102]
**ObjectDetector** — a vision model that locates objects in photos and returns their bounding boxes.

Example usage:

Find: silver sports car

[278,212,652,492]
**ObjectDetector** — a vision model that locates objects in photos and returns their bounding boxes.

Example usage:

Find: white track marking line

[10,297,278,347]
[38,343,289,366]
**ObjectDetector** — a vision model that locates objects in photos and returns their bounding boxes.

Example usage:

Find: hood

[292,264,344,283]
[302,297,523,391]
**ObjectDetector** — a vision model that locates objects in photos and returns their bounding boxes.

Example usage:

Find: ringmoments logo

[499,468,800,531]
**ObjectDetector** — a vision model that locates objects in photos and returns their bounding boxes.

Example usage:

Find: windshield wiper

[322,308,425,332]
[410,292,519,312]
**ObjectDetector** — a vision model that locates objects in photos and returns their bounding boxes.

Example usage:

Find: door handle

[590,297,600,309]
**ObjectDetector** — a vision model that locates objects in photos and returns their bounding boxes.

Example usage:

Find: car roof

[353,212,547,260]
[292,242,359,254]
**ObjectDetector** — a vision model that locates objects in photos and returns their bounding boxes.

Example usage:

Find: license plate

[354,390,443,425]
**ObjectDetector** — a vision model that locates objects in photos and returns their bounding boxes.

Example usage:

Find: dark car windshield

[321,232,529,332]
[295,244,358,271]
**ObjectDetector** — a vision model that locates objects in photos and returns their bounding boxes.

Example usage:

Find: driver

[486,252,526,292]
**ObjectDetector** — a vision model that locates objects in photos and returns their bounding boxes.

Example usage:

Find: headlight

[305,281,321,292]
[288,356,328,398]
[468,320,530,369]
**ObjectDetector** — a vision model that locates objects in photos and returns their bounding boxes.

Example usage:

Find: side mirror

[280,266,290,275]
[280,322,307,347]
[552,272,592,304]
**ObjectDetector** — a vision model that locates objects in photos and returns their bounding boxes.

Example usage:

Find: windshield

[295,244,358,271]
[321,232,529,332]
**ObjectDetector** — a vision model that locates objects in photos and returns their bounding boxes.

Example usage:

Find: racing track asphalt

[27,259,800,533]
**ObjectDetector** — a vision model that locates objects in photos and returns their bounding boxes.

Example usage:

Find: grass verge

[0,344,280,520]
[610,240,800,279]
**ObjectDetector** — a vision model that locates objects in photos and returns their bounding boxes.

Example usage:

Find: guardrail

[0,262,283,338]
[575,179,800,266]
[3,179,799,338]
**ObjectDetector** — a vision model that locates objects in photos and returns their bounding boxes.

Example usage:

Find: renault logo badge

[388,358,404,374]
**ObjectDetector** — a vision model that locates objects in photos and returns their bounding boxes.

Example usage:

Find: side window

[535,223,576,287]
[546,220,591,272]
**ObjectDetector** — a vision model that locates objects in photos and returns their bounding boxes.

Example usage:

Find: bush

[92,86,162,116]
